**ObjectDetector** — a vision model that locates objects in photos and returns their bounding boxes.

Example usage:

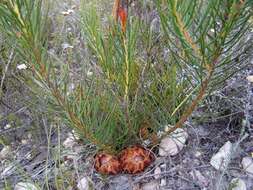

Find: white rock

[246,75,253,83]
[61,9,74,16]
[159,128,188,156]
[67,9,74,14]
[164,125,173,132]
[62,43,74,50]
[154,167,161,179]
[28,133,32,139]
[77,177,90,190]
[160,164,166,169]
[86,71,93,77]
[21,139,28,145]
[141,180,160,190]
[63,136,76,149]
[160,179,166,186]
[195,151,202,157]
[4,124,11,129]
[14,182,38,190]
[210,141,233,170]
[17,64,27,70]
[230,178,246,190]
[0,146,11,159]
[61,11,69,16]
[241,157,253,177]
[70,83,75,90]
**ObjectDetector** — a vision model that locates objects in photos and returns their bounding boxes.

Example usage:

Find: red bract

[117,7,127,33]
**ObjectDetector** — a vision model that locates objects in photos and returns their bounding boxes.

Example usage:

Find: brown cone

[119,145,155,174]
[94,153,121,175]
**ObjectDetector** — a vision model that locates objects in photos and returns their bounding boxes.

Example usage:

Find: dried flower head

[94,153,121,175]
[119,145,154,174]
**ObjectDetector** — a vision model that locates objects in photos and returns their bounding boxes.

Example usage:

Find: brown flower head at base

[94,153,121,175]
[119,145,155,174]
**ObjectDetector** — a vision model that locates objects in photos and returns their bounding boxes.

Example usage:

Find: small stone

[195,151,202,157]
[17,64,27,70]
[86,71,93,77]
[14,182,38,190]
[62,43,74,50]
[70,83,75,90]
[160,179,166,186]
[246,75,253,83]
[164,125,173,132]
[63,134,76,149]
[4,124,11,129]
[67,9,74,14]
[141,180,160,190]
[21,139,28,145]
[229,178,246,190]
[159,128,188,156]
[77,177,90,190]
[61,11,69,16]
[28,133,32,139]
[0,146,11,159]
[210,141,232,170]
[61,9,74,16]
[154,167,161,179]
[241,157,253,177]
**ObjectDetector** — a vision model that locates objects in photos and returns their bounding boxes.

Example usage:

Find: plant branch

[50,83,114,153]
[160,61,215,139]
[171,1,202,58]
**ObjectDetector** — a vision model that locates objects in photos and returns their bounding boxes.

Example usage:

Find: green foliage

[155,0,252,134]
[0,0,252,153]
[0,0,48,69]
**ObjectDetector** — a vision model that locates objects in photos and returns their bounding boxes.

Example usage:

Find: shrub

[0,0,252,156]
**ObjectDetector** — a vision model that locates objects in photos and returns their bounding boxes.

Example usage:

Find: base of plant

[94,145,155,175]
